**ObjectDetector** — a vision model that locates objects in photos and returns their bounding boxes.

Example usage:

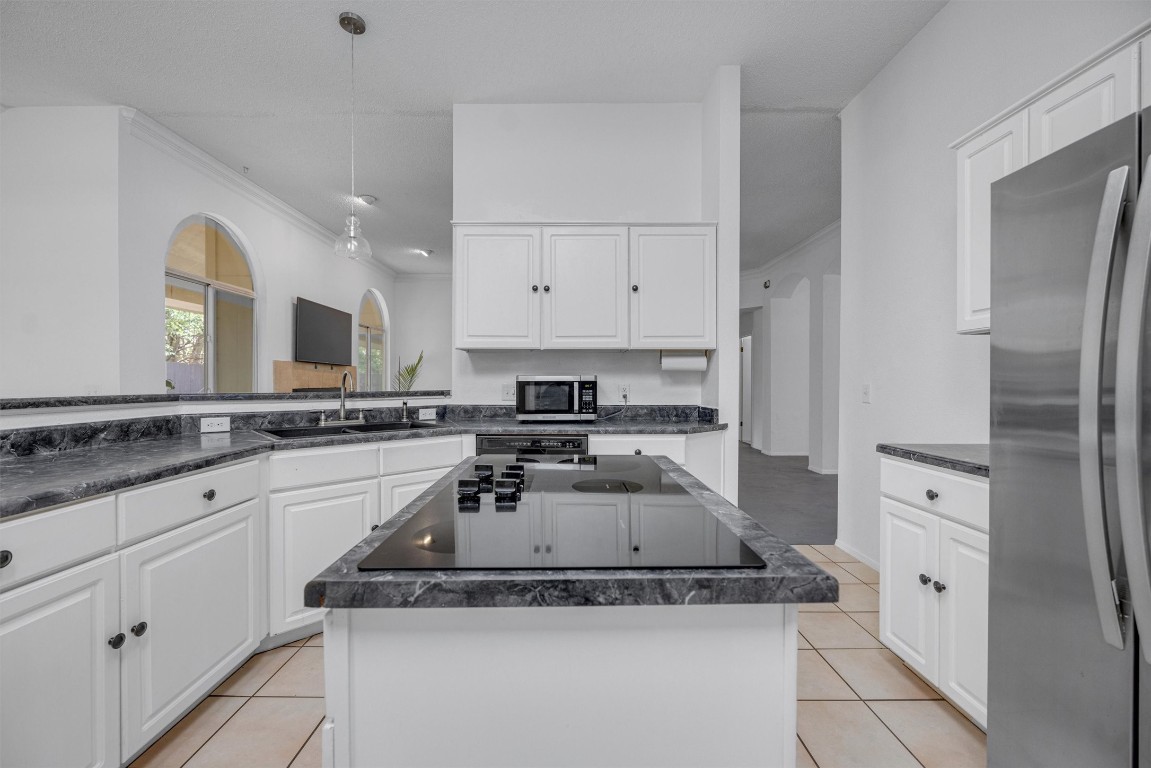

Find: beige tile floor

[131,546,986,768]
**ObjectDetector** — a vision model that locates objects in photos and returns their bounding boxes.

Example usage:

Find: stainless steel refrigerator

[989,109,1151,767]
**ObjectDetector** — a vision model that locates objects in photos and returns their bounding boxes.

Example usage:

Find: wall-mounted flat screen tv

[294,297,352,366]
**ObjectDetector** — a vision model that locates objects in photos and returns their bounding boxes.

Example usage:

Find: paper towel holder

[660,350,710,372]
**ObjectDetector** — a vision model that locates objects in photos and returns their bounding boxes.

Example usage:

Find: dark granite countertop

[876,443,989,478]
[1,390,451,410]
[304,455,837,609]
[1,419,728,519]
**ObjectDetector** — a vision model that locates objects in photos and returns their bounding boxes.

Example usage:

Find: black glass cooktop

[357,455,766,571]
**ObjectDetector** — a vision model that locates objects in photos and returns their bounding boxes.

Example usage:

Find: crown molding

[741,219,841,281]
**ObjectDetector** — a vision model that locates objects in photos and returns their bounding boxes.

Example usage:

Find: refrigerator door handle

[1080,165,1130,650]
[1117,156,1151,665]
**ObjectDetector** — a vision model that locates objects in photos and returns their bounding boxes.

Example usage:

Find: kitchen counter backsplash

[0,389,452,410]
[1,404,717,458]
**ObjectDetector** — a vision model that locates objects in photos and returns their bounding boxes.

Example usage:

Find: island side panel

[324,603,798,768]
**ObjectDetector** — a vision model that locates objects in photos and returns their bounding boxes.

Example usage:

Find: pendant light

[334,11,371,260]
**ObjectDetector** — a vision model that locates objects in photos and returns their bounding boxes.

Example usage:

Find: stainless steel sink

[259,421,445,439]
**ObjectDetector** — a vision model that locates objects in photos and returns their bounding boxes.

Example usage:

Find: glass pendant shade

[335,214,372,260]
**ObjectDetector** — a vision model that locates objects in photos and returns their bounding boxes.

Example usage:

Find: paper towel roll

[660,351,708,372]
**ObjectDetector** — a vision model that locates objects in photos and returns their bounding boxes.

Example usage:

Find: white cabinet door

[380,467,453,525]
[454,226,541,349]
[269,480,378,634]
[587,434,687,464]
[630,497,716,567]
[937,519,990,728]
[629,226,717,349]
[119,500,259,757]
[0,555,120,768]
[879,498,939,683]
[1028,44,1138,161]
[543,494,629,567]
[955,111,1027,334]
[541,226,629,349]
[458,497,541,569]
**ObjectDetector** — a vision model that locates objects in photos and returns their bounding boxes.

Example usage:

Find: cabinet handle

[925,489,939,501]
[532,285,539,293]
[108,633,126,650]
[933,581,947,593]
[918,573,931,585]
[131,622,148,637]
[0,550,11,569]
[634,449,642,455]
[371,524,379,531]
[203,489,217,501]
[534,545,541,554]
[543,285,551,293]
[545,545,552,554]
[632,285,638,292]
[632,545,640,553]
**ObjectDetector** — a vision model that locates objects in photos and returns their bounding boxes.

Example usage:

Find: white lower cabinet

[269,479,379,635]
[545,494,630,567]
[630,496,717,567]
[119,500,260,757]
[879,458,989,728]
[0,555,121,768]
[380,467,453,525]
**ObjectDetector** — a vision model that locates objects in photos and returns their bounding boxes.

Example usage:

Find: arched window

[358,291,386,391]
[164,216,256,393]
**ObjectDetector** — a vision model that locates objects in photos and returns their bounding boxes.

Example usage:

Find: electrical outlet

[418,408,436,420]
[619,384,630,401]
[200,417,231,433]
[861,383,871,404]
[502,384,516,402]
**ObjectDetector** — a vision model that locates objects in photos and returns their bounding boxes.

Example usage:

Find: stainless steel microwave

[515,375,598,421]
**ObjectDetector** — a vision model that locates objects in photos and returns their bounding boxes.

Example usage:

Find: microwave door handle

[1080,165,1130,650]
[1117,157,1151,665]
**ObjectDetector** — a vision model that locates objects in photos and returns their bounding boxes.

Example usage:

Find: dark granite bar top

[304,455,838,609]
[1,390,451,410]
[1,418,727,519]
[876,443,989,478]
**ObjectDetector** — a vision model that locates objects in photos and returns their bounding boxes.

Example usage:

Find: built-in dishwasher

[475,434,588,463]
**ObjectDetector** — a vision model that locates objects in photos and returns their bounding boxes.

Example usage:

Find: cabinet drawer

[880,458,988,532]
[119,461,259,544]
[0,497,117,591]
[269,445,379,490]
[380,436,464,475]
[587,435,687,464]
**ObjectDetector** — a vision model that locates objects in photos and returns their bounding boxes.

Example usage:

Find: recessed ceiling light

[355,194,377,206]
[416,249,434,258]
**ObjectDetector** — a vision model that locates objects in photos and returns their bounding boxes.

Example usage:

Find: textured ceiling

[0,0,944,274]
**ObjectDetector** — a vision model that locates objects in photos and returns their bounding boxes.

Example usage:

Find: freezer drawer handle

[918,573,931,585]
[1116,157,1151,665]
[924,489,939,501]
[1080,164,1131,652]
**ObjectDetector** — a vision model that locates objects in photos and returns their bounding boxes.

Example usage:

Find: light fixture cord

[349,29,356,219]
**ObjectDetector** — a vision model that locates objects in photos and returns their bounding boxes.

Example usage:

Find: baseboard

[762,450,808,457]
[807,465,838,475]
[834,538,878,570]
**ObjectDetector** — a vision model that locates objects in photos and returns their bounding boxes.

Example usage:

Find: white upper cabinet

[454,226,541,349]
[541,226,629,349]
[1028,44,1138,162]
[629,226,717,349]
[955,112,1027,334]
[953,30,1145,334]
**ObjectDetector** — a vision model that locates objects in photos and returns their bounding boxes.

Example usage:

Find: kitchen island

[307,454,836,768]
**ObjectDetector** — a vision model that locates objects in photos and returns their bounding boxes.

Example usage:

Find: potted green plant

[392,351,424,391]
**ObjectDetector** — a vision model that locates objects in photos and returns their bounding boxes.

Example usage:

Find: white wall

[0,106,397,397]
[838,2,1151,564]
[391,276,452,390]
[1,107,122,396]
[453,103,702,223]
[768,279,810,455]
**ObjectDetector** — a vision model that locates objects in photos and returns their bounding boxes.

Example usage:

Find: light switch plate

[418,408,436,420]
[201,417,231,433]
[501,384,515,402]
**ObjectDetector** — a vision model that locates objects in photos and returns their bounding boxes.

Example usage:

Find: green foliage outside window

[165,308,205,363]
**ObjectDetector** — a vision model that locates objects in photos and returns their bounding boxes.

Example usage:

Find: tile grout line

[251,642,306,697]
[862,700,928,768]
[286,718,325,768]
